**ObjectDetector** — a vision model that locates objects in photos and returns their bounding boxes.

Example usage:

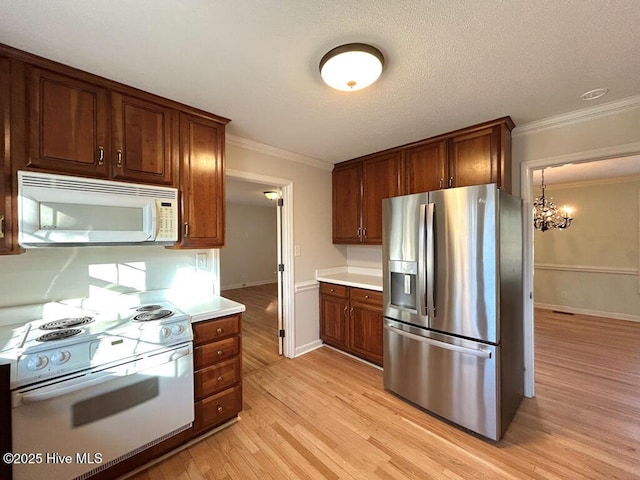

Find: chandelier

[533,169,573,232]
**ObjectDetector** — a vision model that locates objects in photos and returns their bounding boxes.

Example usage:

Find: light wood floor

[222,283,282,376]
[129,309,640,480]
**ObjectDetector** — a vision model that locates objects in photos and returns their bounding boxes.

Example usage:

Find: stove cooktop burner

[39,317,95,330]
[36,329,83,342]
[132,310,174,322]
[136,305,164,312]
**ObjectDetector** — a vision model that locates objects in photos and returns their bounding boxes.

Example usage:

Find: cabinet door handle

[116,149,123,167]
[343,306,348,315]
[439,178,444,189]
[448,176,453,188]
[0,214,4,239]
[184,223,189,237]
[362,227,366,239]
[97,146,105,166]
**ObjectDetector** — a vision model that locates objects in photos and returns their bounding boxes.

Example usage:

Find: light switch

[196,253,207,269]
[294,245,301,257]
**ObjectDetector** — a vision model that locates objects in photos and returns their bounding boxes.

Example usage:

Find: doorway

[218,169,295,367]
[520,144,640,397]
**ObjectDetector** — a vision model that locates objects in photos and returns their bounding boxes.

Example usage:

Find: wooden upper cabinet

[448,119,514,192]
[403,139,447,194]
[111,93,176,185]
[361,151,400,244]
[332,162,362,243]
[0,57,15,254]
[26,67,109,177]
[177,112,225,248]
[449,126,498,189]
[333,151,400,245]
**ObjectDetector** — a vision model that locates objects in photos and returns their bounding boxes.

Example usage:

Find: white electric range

[2,300,195,480]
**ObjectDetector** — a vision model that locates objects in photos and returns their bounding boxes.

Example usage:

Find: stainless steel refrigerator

[382,183,523,441]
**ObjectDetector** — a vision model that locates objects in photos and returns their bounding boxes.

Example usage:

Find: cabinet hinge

[278,264,285,272]
[279,329,285,338]
[277,198,284,207]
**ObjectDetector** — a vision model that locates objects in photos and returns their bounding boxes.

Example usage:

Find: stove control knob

[161,327,172,338]
[51,350,71,365]
[26,355,48,371]
[172,324,185,335]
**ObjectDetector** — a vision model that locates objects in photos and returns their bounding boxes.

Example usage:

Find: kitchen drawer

[319,282,348,299]
[193,314,240,345]
[350,287,383,307]
[194,385,242,433]
[195,357,241,400]
[194,336,240,368]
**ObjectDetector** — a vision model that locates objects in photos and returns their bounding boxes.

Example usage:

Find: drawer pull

[216,327,223,334]
[217,376,223,382]
[217,350,224,356]
[217,405,224,413]
[364,295,370,299]
[330,288,334,292]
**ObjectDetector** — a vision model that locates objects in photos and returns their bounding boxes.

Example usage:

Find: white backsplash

[0,246,216,309]
[346,245,383,269]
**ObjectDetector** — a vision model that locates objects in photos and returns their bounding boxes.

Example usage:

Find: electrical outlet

[196,253,207,269]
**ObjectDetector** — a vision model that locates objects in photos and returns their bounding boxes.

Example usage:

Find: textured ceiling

[0,1,639,166]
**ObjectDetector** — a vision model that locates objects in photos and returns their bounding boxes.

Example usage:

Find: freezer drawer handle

[385,324,492,358]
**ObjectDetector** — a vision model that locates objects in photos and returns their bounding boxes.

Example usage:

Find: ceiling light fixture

[263,191,279,200]
[580,88,608,101]
[533,169,574,232]
[319,43,384,92]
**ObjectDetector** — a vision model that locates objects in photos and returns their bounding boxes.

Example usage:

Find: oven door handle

[17,345,192,405]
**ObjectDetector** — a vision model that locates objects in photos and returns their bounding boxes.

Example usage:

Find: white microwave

[17,171,179,247]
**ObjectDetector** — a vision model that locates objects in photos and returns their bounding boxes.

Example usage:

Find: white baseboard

[535,303,640,323]
[294,339,323,357]
[221,280,277,291]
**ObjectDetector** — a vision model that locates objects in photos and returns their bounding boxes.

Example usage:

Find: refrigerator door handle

[418,203,427,317]
[426,202,436,318]
[384,323,492,359]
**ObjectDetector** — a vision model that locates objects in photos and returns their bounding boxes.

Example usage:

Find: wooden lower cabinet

[319,282,383,366]
[192,314,243,432]
[89,313,242,480]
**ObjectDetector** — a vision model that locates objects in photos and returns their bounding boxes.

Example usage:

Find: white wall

[0,246,215,309]
[534,177,640,321]
[225,140,347,353]
[511,103,640,195]
[225,142,347,283]
[220,203,278,290]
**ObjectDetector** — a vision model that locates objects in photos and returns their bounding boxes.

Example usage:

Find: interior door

[276,192,284,356]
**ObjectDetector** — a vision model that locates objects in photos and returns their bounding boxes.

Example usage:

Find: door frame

[217,169,295,359]
[520,141,640,397]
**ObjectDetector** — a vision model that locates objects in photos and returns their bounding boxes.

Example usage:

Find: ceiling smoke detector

[580,88,608,101]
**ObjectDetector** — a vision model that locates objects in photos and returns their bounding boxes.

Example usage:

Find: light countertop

[316,267,383,291]
[118,289,246,323]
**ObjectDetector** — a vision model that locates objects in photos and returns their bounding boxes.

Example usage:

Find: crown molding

[547,174,640,189]
[226,134,334,171]
[513,94,640,138]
